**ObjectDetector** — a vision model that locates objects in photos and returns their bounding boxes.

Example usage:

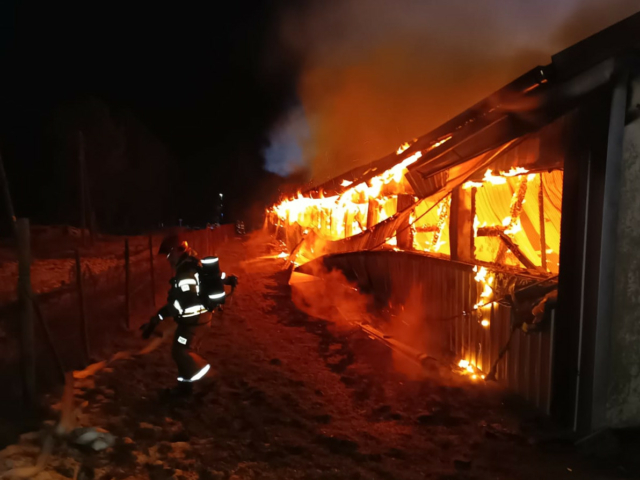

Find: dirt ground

[1,232,634,480]
[0,228,157,305]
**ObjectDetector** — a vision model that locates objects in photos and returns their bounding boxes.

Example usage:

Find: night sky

[0,1,638,233]
[0,1,304,232]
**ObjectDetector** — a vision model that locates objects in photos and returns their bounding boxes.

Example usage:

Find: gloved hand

[140,315,161,339]
[225,275,239,289]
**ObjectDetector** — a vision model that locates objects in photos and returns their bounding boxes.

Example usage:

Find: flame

[458,358,480,376]
[502,166,529,177]
[502,215,522,236]
[473,266,494,308]
[474,266,488,283]
[270,151,423,258]
[481,320,490,327]
[466,166,530,189]
[430,136,452,149]
[504,222,521,236]
[396,142,411,154]
[483,169,507,185]
[462,181,483,190]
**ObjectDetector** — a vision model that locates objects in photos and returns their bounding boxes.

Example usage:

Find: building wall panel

[302,250,555,412]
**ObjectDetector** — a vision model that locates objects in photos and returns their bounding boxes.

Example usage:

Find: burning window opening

[270,151,423,245]
[268,151,562,276]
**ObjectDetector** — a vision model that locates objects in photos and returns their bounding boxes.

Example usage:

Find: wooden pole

[366,198,378,229]
[0,152,16,237]
[32,298,65,382]
[124,239,131,330]
[85,175,96,245]
[396,194,415,250]
[78,132,87,246]
[75,249,90,363]
[1,155,65,390]
[343,211,350,239]
[148,235,156,309]
[538,175,547,271]
[0,151,66,383]
[470,187,477,260]
[17,219,36,405]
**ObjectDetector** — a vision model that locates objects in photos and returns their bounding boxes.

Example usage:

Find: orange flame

[430,136,452,149]
[462,181,483,190]
[396,142,411,155]
[270,151,423,258]
[483,169,507,185]
[502,166,529,177]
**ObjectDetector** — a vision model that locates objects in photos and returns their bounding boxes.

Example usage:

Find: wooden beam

[17,219,36,406]
[449,187,474,262]
[396,194,415,250]
[477,226,539,270]
[539,175,547,270]
[366,198,378,229]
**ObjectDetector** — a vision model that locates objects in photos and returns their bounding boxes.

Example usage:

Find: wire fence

[0,225,234,412]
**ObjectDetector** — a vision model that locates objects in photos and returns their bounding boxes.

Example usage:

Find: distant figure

[236,220,245,235]
[140,235,238,396]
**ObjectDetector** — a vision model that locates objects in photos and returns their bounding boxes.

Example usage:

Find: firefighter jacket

[157,253,208,321]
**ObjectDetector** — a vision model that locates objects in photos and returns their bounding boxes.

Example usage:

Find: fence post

[149,235,156,309]
[75,249,90,363]
[17,219,36,406]
[124,239,131,330]
[0,152,16,237]
[78,132,87,246]
[32,299,65,382]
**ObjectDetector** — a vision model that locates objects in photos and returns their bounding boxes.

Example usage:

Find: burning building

[267,13,640,434]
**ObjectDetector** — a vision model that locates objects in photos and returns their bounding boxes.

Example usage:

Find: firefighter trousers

[172,313,211,382]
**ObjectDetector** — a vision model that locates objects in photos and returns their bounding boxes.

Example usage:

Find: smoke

[290,263,374,327]
[271,0,639,180]
[264,103,315,176]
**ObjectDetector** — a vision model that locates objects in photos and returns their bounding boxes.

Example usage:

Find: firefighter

[140,235,236,396]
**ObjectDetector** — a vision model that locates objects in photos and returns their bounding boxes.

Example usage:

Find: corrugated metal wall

[302,250,555,413]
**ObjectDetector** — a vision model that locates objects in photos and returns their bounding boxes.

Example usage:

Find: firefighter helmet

[158,235,189,256]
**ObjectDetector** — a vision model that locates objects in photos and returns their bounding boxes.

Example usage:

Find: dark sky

[0,1,638,231]
[0,1,303,230]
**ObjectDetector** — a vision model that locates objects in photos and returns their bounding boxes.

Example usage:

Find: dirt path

[1,233,626,480]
